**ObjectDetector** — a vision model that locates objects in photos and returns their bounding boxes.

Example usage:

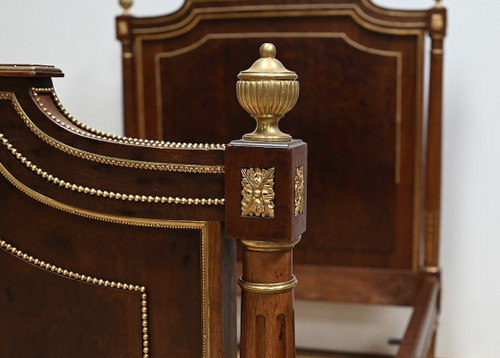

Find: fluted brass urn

[237,43,299,142]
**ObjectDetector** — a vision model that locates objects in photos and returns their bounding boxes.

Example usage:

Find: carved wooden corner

[225,43,307,358]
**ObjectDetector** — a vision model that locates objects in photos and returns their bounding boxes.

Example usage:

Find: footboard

[0,44,306,358]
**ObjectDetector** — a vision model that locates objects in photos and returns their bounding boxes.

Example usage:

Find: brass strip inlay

[0,92,224,175]
[0,161,211,356]
[432,49,444,55]
[240,236,301,252]
[136,6,423,139]
[0,133,224,206]
[132,4,427,36]
[238,275,298,294]
[155,32,402,182]
[0,237,150,358]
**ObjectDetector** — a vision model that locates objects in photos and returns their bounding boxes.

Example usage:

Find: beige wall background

[1,0,499,357]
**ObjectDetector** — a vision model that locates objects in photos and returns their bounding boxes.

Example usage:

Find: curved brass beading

[237,43,299,142]
[240,235,301,252]
[238,275,298,294]
[0,237,149,357]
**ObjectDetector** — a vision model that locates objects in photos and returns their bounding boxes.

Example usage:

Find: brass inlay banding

[0,92,224,175]
[0,133,224,206]
[241,167,275,218]
[0,237,149,358]
[238,275,298,294]
[240,236,301,252]
[31,88,226,153]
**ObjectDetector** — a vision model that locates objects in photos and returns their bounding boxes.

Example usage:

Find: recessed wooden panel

[133,14,422,269]
[0,175,212,357]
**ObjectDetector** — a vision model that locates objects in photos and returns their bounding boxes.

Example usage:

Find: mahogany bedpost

[424,1,447,273]
[225,43,307,358]
[116,0,138,137]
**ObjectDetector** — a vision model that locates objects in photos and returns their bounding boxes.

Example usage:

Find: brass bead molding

[238,275,298,294]
[0,237,149,358]
[237,43,299,142]
[240,235,301,252]
[0,92,224,176]
[0,132,224,206]
[119,0,133,15]
[32,88,226,152]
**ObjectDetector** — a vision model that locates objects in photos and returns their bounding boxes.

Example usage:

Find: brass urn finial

[435,0,443,8]
[119,0,134,15]
[237,43,299,142]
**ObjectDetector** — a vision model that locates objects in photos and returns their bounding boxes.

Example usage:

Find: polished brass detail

[0,162,212,356]
[0,64,63,74]
[131,3,425,266]
[238,275,298,294]
[138,6,425,139]
[0,133,224,206]
[432,48,444,55]
[237,43,299,142]
[294,166,304,217]
[32,88,226,152]
[123,52,134,59]
[0,237,149,357]
[118,20,129,36]
[423,266,440,274]
[119,0,133,15]
[241,167,275,218]
[240,236,301,252]
[2,91,224,176]
[434,0,443,8]
[431,13,444,31]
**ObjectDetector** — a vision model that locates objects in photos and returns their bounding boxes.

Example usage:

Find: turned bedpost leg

[225,43,307,358]
[424,4,447,273]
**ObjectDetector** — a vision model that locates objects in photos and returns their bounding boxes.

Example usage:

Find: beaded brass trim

[0,161,212,356]
[294,166,304,217]
[238,275,298,294]
[241,167,275,218]
[240,235,301,252]
[0,237,150,358]
[0,91,223,174]
[0,133,224,206]
[32,87,226,151]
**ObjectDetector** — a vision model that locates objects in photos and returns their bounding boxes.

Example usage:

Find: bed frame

[116,0,447,356]
[0,46,306,358]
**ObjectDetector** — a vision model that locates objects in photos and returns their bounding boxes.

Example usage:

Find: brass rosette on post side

[237,43,299,142]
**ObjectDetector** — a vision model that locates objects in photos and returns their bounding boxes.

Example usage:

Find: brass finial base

[237,43,299,143]
[242,115,292,142]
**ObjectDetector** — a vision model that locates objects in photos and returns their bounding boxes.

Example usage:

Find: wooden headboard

[117,0,446,272]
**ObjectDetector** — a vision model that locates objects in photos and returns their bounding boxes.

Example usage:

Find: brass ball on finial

[259,43,277,58]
